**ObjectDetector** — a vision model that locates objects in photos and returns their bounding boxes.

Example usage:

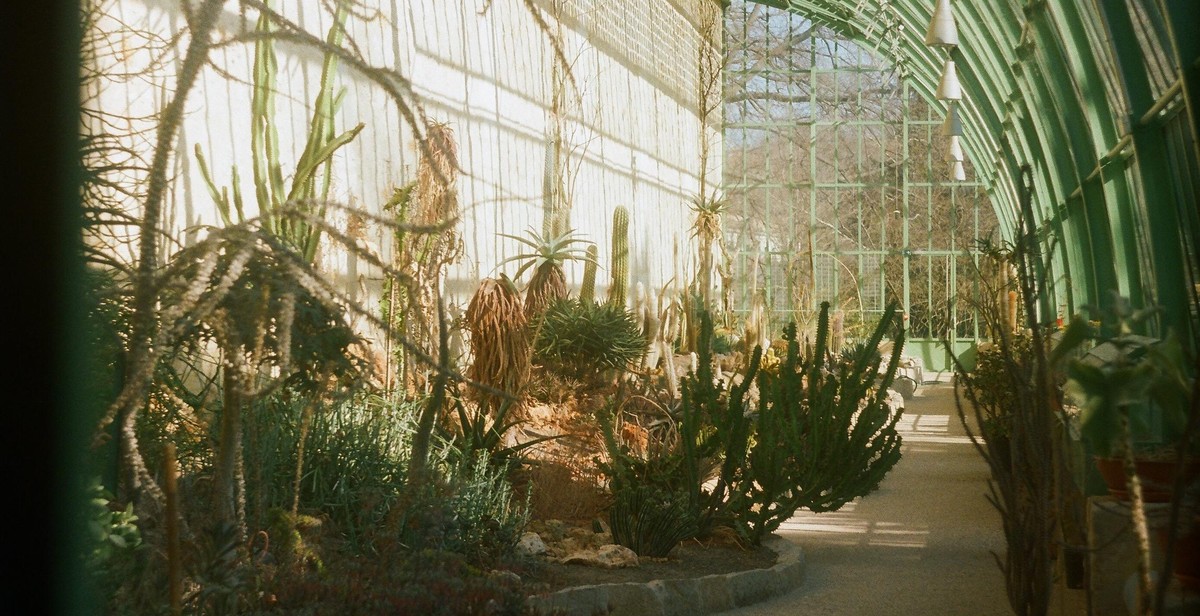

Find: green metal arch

[741,0,1200,339]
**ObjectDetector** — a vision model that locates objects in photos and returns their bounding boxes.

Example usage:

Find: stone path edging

[525,535,805,616]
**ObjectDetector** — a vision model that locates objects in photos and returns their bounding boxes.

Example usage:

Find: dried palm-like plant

[465,276,531,413]
[388,120,463,392]
[689,194,727,310]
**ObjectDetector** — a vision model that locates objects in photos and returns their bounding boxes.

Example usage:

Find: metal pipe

[1067,134,1134,200]
[1137,78,1183,126]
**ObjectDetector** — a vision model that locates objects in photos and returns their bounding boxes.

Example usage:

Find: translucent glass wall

[723,1,997,370]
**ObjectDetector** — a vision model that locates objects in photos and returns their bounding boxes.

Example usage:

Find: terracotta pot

[1093,456,1200,502]
[1153,513,1200,591]
[1174,521,1200,591]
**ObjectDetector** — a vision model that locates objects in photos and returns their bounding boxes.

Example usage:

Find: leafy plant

[393,453,531,566]
[85,478,143,581]
[246,392,417,549]
[1066,295,1194,459]
[961,330,1037,457]
[534,298,648,382]
[1062,294,1198,615]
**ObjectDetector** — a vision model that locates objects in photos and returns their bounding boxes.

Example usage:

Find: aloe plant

[498,227,596,322]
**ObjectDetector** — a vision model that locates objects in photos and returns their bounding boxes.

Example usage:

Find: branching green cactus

[607,206,629,309]
[691,301,906,544]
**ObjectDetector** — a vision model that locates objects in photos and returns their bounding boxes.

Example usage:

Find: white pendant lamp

[936,59,961,100]
[941,103,964,137]
[925,0,959,47]
[948,136,964,162]
[951,160,966,181]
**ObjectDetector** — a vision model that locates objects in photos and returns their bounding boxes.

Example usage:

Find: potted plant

[1062,294,1199,612]
[1065,312,1199,501]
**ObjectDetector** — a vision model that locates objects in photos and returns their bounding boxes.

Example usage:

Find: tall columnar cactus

[607,206,629,309]
[580,244,598,303]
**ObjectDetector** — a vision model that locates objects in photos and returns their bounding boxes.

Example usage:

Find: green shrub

[84,478,144,599]
[964,331,1035,444]
[393,453,531,566]
[242,392,420,549]
[534,298,647,380]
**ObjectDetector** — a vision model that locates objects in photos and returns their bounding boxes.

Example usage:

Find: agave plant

[498,228,596,323]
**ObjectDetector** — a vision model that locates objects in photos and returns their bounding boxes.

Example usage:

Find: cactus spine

[608,205,630,309]
[580,243,598,303]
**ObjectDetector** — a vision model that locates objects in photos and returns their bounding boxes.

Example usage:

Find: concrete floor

[721,383,1088,615]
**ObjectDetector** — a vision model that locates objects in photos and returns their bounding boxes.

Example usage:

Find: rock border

[525,535,805,616]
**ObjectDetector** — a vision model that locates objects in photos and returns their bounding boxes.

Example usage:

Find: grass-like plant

[534,298,648,382]
[443,396,562,474]
[608,485,698,557]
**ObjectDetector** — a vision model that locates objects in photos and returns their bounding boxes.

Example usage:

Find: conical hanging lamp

[936,59,961,100]
[948,135,964,162]
[941,103,964,137]
[924,0,958,47]
[951,160,966,181]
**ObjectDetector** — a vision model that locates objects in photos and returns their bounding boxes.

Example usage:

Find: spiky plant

[608,206,630,309]
[534,298,648,383]
[498,227,595,323]
[464,276,530,412]
[579,243,599,303]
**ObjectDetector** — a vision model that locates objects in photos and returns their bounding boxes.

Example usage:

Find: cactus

[579,243,598,303]
[607,206,629,309]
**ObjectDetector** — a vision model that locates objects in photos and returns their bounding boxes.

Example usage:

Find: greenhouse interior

[25,0,1200,614]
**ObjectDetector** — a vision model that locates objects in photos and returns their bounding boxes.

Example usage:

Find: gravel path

[721,382,1082,615]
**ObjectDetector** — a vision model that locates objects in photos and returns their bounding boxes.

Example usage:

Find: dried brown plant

[465,276,531,414]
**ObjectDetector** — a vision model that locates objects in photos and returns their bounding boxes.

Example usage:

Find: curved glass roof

[739,0,1199,339]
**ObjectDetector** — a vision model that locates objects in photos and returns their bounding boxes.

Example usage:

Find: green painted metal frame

[736,0,1200,344]
[723,3,997,372]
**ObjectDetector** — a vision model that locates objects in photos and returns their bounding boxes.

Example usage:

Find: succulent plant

[607,206,630,309]
[499,227,595,323]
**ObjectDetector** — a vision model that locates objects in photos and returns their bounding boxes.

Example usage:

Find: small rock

[488,569,522,586]
[515,532,548,556]
[595,544,639,568]
[562,544,639,569]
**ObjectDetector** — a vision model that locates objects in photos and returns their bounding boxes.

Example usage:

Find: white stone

[515,531,548,556]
